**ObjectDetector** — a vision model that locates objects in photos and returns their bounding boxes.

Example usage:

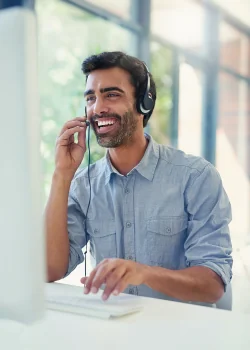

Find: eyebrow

[84,86,125,97]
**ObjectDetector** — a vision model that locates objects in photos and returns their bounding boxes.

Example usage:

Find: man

[45,51,232,306]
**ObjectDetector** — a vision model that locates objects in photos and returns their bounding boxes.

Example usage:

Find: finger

[110,273,132,297]
[59,118,88,137]
[85,259,115,294]
[77,127,87,149]
[73,116,88,122]
[69,133,74,145]
[69,116,88,123]
[83,269,98,294]
[83,259,109,294]
[60,119,86,134]
[57,126,85,146]
[80,276,88,285]
[90,260,119,293]
[102,266,127,301]
[80,272,110,286]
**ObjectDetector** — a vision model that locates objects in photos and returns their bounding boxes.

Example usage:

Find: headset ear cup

[136,93,154,115]
[143,93,154,112]
[136,64,154,116]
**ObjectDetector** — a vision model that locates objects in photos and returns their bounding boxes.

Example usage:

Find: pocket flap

[147,217,187,236]
[86,220,116,237]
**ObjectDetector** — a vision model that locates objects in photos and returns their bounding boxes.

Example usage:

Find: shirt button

[129,288,135,295]
[125,188,130,194]
[94,228,99,234]
[166,227,171,234]
[126,222,132,228]
[127,255,133,260]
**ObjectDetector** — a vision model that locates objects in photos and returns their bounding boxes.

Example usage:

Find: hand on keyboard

[81,258,147,301]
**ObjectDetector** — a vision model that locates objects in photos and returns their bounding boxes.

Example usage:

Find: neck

[108,131,148,175]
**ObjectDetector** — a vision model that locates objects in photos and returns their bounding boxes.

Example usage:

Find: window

[220,22,250,77]
[212,0,250,27]
[178,62,203,156]
[216,73,250,247]
[150,42,172,145]
[151,0,205,54]
[216,72,250,311]
[36,0,136,199]
[84,0,132,20]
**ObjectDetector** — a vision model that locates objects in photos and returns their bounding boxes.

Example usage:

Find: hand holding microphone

[55,114,90,179]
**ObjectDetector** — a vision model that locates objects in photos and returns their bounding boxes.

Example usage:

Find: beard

[91,109,138,148]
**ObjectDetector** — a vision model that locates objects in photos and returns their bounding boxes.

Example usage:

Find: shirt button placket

[123,175,135,268]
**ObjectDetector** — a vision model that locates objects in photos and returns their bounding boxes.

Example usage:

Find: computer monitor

[0,3,45,323]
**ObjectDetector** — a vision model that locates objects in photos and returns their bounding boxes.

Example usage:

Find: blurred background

[36,0,250,313]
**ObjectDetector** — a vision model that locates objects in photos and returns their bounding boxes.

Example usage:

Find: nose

[93,97,109,116]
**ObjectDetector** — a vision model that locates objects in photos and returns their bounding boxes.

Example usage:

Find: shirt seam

[158,153,208,173]
[185,163,211,201]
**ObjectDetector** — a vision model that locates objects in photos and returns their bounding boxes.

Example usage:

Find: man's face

[84,67,141,148]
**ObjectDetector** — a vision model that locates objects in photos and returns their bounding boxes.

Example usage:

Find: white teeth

[97,120,115,127]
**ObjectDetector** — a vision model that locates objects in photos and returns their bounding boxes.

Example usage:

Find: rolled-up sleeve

[64,181,87,277]
[184,163,233,289]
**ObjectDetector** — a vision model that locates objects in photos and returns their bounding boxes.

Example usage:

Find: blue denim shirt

[66,134,232,306]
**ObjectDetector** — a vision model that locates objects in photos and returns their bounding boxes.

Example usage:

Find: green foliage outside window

[36,0,172,201]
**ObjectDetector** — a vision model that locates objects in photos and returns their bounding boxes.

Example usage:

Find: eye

[107,93,119,98]
[86,96,95,102]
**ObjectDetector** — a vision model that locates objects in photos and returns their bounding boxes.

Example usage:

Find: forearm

[143,265,224,303]
[44,170,73,282]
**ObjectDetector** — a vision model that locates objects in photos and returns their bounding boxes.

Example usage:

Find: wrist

[140,264,154,285]
[53,169,75,184]
[141,264,172,288]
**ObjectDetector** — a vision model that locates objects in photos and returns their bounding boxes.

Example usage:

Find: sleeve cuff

[63,246,84,278]
[189,261,232,291]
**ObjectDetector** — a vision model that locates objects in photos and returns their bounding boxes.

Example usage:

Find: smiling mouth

[94,118,119,134]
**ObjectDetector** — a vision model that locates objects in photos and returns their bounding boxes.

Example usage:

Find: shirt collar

[104,133,160,184]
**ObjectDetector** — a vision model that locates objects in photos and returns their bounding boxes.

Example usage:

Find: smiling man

[45,51,233,307]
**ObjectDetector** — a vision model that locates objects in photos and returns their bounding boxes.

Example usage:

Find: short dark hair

[81,51,156,127]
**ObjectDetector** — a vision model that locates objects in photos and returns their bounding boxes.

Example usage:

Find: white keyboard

[46,289,143,319]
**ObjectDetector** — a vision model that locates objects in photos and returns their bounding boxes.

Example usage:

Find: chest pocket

[86,220,117,263]
[147,216,187,269]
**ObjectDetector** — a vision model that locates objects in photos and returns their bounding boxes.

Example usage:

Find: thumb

[80,276,88,285]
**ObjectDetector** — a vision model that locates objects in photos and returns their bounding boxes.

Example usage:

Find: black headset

[136,63,155,119]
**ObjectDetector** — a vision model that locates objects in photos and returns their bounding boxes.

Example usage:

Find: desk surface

[1,283,250,350]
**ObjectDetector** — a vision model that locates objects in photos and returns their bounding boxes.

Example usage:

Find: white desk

[1,283,250,350]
